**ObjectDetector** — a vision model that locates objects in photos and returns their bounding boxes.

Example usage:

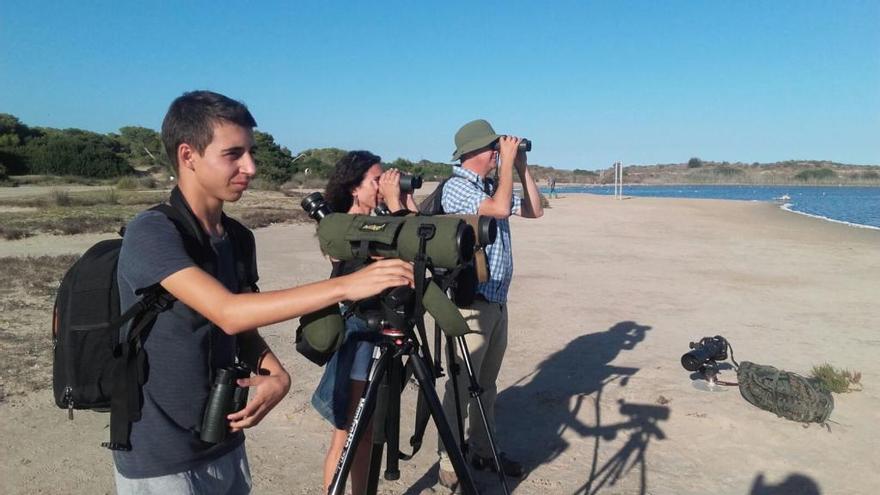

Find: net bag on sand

[737,361,834,423]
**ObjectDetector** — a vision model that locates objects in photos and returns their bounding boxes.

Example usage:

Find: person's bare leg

[322,380,373,495]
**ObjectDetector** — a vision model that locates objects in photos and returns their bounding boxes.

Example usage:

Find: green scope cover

[294,280,470,366]
[317,214,474,269]
[422,280,470,337]
[295,304,345,366]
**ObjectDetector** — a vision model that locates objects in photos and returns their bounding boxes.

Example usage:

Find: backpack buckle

[154,293,176,312]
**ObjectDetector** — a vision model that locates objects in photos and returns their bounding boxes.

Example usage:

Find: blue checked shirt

[441,166,522,303]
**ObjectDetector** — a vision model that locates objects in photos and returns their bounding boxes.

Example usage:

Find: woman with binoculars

[311,150,417,495]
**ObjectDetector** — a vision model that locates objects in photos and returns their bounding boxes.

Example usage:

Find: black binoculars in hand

[200,363,250,443]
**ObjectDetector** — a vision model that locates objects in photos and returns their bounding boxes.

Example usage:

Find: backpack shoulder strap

[222,214,259,292]
[105,188,214,451]
[417,177,451,215]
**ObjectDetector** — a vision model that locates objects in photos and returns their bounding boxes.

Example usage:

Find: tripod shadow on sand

[492,320,667,494]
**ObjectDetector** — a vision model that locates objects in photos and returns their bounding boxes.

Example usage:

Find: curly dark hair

[324,150,381,212]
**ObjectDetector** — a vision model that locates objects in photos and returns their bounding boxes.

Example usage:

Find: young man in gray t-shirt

[113,91,414,494]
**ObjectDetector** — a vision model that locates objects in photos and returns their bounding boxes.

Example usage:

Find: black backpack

[52,187,257,450]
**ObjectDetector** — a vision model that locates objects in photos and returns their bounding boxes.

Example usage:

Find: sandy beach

[1,193,878,495]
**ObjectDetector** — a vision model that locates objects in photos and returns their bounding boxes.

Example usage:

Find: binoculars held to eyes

[399,174,422,194]
[492,138,532,153]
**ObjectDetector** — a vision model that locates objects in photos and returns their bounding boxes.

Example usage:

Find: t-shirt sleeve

[118,210,196,292]
[441,177,486,215]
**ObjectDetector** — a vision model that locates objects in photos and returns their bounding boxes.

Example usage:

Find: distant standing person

[436,119,543,490]
[549,175,558,198]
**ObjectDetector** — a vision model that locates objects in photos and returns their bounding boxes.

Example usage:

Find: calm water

[543,185,880,229]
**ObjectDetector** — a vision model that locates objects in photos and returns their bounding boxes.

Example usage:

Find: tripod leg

[328,346,390,495]
[383,352,402,480]
[445,335,467,454]
[408,348,479,495]
[365,440,383,494]
[457,336,511,495]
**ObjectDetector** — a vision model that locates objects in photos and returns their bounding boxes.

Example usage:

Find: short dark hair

[324,150,381,212]
[161,90,257,171]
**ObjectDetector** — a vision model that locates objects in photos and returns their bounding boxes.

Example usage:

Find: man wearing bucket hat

[436,119,543,489]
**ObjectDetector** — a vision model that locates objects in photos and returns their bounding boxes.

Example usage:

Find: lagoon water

[545,185,880,229]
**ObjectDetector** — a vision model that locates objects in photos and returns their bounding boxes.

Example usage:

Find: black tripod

[327,226,478,495]
[443,333,511,495]
[409,270,511,494]
[327,298,480,495]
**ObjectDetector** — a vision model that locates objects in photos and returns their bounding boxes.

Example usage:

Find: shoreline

[779,203,880,231]
[543,185,880,230]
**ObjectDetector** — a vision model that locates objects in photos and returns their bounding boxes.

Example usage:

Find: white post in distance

[613,161,623,200]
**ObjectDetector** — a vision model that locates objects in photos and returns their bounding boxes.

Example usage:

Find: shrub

[811,363,862,393]
[0,225,33,240]
[715,166,743,177]
[687,157,703,168]
[26,130,133,178]
[248,177,281,191]
[794,168,837,181]
[283,173,329,190]
[51,189,71,206]
[115,176,139,190]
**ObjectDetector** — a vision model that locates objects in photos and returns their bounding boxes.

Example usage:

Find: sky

[1,1,878,170]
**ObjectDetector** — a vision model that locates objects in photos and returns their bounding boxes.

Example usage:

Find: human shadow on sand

[490,320,667,494]
[402,321,659,494]
[749,473,821,495]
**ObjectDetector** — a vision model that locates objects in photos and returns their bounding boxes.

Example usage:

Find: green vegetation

[810,363,862,393]
[387,157,453,181]
[253,130,299,184]
[4,113,879,187]
[794,168,837,181]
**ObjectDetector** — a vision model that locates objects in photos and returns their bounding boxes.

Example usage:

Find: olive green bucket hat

[452,119,501,161]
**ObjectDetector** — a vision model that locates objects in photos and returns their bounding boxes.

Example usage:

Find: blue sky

[2,1,878,169]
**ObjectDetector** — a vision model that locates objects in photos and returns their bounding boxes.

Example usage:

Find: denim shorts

[311,315,376,428]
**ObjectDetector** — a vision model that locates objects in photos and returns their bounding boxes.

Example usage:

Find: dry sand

[1,194,878,494]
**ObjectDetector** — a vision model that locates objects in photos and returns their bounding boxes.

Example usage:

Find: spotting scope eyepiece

[301,192,332,222]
